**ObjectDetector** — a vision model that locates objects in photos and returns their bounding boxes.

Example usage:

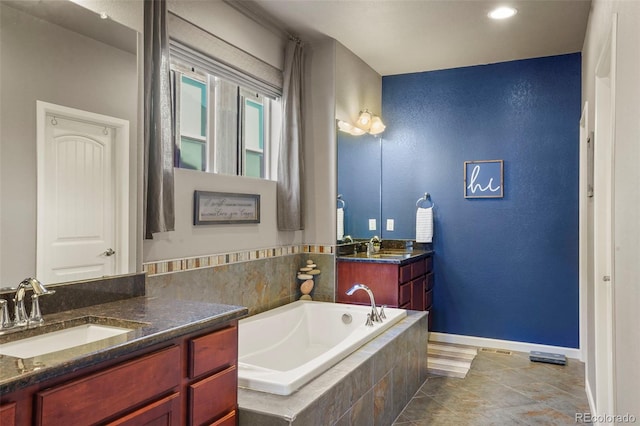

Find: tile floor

[393,349,591,425]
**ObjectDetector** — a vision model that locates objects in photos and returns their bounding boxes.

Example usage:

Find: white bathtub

[238,300,407,395]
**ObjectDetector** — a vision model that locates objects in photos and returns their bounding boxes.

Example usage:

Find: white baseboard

[428,332,582,360]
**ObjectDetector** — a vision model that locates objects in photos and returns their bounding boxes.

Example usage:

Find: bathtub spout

[346,284,382,324]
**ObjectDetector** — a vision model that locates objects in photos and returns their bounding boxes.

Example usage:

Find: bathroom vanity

[336,249,434,327]
[0,297,247,426]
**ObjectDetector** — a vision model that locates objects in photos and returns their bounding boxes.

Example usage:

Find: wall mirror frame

[0,0,139,289]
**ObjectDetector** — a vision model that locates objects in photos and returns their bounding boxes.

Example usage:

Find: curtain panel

[144,0,175,239]
[276,39,305,231]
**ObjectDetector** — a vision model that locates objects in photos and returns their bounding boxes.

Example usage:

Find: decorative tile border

[143,244,335,276]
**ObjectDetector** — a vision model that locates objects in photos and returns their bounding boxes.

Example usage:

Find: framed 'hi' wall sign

[464,160,504,198]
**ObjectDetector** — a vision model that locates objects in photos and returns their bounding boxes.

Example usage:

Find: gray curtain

[277,39,304,231]
[144,0,175,239]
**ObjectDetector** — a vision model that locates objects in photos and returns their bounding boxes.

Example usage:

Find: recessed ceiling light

[488,6,517,20]
[99,12,109,20]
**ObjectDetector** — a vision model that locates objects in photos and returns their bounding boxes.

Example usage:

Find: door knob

[104,248,116,257]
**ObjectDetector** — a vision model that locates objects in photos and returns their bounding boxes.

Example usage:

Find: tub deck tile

[238,310,429,426]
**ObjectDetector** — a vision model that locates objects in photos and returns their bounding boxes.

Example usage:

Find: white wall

[335,42,382,124]
[582,0,640,417]
[143,170,296,261]
[302,39,337,246]
[301,39,382,247]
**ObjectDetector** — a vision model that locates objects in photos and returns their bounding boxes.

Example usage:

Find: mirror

[0,0,138,287]
[336,131,382,242]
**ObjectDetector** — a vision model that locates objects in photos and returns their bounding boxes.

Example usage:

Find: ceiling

[3,0,137,54]
[249,0,592,76]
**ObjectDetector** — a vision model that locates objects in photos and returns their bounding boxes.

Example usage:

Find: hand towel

[337,207,344,241]
[416,207,433,243]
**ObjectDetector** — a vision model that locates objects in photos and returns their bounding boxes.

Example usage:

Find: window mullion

[237,87,245,176]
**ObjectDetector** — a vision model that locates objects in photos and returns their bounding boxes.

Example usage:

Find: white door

[37,102,130,284]
[593,15,617,416]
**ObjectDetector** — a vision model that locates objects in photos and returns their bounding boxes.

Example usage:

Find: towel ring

[337,194,346,209]
[416,192,434,208]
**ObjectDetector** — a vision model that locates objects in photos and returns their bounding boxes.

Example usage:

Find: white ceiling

[250,0,592,76]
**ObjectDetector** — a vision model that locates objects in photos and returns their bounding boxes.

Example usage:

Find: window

[172,65,280,179]
[178,75,207,171]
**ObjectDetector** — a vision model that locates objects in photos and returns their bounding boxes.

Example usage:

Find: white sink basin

[0,324,132,358]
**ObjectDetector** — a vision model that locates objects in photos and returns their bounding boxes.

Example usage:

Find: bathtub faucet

[345,283,383,325]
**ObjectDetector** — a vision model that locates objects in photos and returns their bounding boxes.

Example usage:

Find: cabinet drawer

[106,392,181,426]
[0,402,16,426]
[400,259,427,283]
[210,410,236,426]
[399,264,412,283]
[425,272,434,291]
[36,346,181,426]
[412,260,426,279]
[190,325,238,379]
[425,256,433,273]
[425,289,433,309]
[189,365,237,426]
[399,282,411,305]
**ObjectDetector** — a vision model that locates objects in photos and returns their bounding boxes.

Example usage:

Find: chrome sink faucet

[367,236,381,255]
[346,283,383,325]
[12,277,55,328]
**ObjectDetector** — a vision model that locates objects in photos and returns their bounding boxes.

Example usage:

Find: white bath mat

[427,342,477,378]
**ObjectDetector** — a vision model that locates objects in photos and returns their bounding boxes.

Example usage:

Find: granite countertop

[0,296,247,394]
[336,249,433,265]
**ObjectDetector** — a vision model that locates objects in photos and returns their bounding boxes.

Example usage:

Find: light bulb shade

[368,115,386,135]
[338,120,366,136]
[356,110,372,129]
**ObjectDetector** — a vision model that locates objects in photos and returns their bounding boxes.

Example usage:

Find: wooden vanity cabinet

[337,254,434,328]
[0,401,17,426]
[1,321,239,426]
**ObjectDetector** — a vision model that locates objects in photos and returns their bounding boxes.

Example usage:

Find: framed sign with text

[464,160,504,198]
[194,191,261,225]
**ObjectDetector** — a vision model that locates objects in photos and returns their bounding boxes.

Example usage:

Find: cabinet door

[0,402,16,426]
[411,277,426,311]
[106,393,181,426]
[337,262,400,307]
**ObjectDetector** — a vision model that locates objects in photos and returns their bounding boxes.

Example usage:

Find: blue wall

[381,53,581,348]
[337,133,382,239]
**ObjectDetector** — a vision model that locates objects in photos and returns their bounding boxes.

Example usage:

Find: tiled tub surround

[238,310,429,426]
[146,253,335,315]
[0,273,146,314]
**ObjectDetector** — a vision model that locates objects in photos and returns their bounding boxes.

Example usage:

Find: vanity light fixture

[488,6,517,20]
[338,110,386,136]
[368,115,386,135]
[355,109,386,134]
[356,110,372,128]
[338,120,366,136]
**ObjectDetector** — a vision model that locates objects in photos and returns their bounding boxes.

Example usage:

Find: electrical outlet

[368,219,376,231]
[386,219,394,231]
